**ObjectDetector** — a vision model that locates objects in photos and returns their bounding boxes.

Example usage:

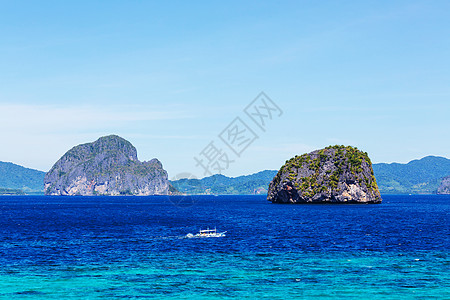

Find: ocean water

[0,194,448,299]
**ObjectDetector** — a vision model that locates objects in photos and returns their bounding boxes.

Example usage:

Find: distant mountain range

[0,161,45,194]
[171,170,277,195]
[372,156,450,194]
[1,155,449,195]
[172,156,450,195]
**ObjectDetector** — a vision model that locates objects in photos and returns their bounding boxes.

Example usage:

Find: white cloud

[0,103,194,171]
[0,103,192,133]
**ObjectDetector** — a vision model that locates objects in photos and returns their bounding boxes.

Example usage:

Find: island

[267,145,382,204]
[44,135,171,196]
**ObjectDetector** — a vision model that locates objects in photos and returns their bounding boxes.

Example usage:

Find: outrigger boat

[186,228,226,238]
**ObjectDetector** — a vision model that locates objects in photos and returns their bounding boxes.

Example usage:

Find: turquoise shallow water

[0,195,449,299]
[1,251,448,299]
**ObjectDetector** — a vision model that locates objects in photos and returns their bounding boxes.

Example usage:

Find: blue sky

[0,1,449,178]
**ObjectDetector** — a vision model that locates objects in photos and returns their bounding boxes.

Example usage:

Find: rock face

[44,135,170,196]
[267,145,382,204]
[437,176,450,194]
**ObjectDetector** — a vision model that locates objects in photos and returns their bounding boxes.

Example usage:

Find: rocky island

[267,145,382,204]
[437,176,450,194]
[44,135,171,196]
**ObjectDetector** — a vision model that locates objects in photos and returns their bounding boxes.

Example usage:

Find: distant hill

[172,156,450,195]
[373,156,450,194]
[171,170,277,195]
[2,155,449,196]
[0,161,45,194]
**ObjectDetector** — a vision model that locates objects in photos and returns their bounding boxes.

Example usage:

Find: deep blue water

[0,194,448,299]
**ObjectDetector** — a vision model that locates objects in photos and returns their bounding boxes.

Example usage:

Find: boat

[186,228,226,238]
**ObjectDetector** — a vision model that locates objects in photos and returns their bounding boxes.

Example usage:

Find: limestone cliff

[267,145,382,204]
[437,176,450,194]
[44,135,170,196]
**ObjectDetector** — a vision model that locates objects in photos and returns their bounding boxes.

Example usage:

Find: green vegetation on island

[267,145,382,204]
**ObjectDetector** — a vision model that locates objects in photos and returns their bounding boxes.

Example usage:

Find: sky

[0,1,449,179]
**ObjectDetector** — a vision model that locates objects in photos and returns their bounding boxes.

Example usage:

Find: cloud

[0,103,193,133]
[0,103,194,171]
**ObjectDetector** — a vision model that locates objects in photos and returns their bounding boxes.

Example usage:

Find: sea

[0,194,448,299]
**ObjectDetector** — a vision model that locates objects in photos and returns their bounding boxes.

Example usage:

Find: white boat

[186,228,226,238]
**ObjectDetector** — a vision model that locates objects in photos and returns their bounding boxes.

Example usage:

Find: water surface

[0,195,448,299]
